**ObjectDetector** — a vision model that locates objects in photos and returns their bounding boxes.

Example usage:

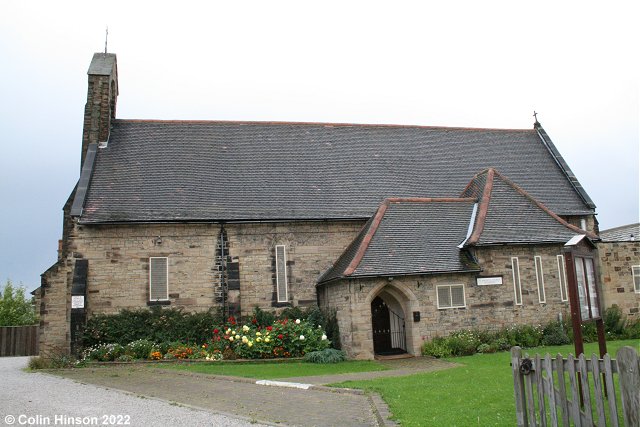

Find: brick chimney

[81,53,118,169]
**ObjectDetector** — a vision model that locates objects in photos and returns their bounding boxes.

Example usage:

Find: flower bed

[82,316,330,362]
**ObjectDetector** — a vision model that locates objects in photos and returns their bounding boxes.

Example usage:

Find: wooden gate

[0,325,39,356]
[511,346,639,426]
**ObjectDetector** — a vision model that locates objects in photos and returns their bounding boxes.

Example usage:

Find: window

[557,255,568,301]
[149,257,168,301]
[275,245,288,302]
[634,266,640,293]
[436,284,466,309]
[534,256,546,303]
[511,257,522,305]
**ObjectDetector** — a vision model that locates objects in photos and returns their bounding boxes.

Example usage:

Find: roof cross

[104,26,108,55]
[533,111,539,123]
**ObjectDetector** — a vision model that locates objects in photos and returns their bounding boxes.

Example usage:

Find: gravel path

[0,357,267,427]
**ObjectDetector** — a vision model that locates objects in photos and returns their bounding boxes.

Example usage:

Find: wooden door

[371,296,392,354]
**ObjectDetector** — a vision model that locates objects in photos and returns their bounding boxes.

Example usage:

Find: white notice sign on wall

[476,276,503,286]
[71,295,85,309]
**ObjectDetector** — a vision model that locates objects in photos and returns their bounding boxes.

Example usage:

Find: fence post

[512,346,528,427]
[617,346,640,427]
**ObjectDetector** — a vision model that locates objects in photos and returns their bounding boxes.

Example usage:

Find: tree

[0,280,37,326]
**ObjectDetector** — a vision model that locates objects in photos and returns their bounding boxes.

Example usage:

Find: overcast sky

[1,1,638,292]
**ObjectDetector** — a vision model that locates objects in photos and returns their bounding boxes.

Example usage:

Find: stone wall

[598,241,640,318]
[39,220,364,353]
[319,244,572,359]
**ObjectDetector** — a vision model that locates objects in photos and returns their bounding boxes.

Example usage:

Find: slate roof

[76,120,594,223]
[461,169,592,246]
[599,223,640,242]
[319,169,592,284]
[318,198,480,283]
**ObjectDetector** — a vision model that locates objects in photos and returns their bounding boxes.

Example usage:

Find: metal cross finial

[533,111,539,122]
[104,26,108,54]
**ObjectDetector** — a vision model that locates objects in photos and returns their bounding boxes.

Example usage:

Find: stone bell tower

[81,53,118,168]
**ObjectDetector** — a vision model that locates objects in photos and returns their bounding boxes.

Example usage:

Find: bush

[421,337,452,358]
[124,339,156,359]
[251,307,276,327]
[622,317,640,339]
[603,305,626,338]
[503,324,544,348]
[541,321,571,346]
[304,348,347,363]
[214,317,330,359]
[476,343,497,354]
[447,330,481,356]
[82,343,125,361]
[80,307,223,348]
[28,350,77,369]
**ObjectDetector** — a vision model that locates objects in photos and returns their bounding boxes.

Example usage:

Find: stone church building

[39,52,603,359]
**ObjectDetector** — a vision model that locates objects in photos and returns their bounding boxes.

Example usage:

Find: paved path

[56,366,380,426]
[11,356,457,426]
[0,357,266,427]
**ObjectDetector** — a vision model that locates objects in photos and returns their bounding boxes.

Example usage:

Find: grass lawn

[333,339,639,427]
[158,359,388,379]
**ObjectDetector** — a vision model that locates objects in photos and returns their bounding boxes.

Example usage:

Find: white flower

[318,325,322,329]
[242,325,250,332]
[256,331,262,336]
[295,319,301,324]
[242,336,248,343]
[229,336,234,342]
[299,335,305,340]
[235,334,240,340]
[321,334,327,340]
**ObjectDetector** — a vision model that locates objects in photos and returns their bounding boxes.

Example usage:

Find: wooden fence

[511,346,639,426]
[0,325,39,357]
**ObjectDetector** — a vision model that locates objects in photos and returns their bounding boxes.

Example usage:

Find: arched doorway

[371,295,406,355]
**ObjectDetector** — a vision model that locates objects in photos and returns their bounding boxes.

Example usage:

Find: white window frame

[512,257,523,306]
[557,255,569,301]
[149,257,169,301]
[534,256,546,303]
[436,284,466,309]
[634,265,640,293]
[275,245,289,303]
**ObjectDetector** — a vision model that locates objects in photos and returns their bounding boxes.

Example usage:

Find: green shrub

[304,348,347,363]
[251,307,276,327]
[542,321,571,346]
[476,343,497,354]
[116,354,134,362]
[421,337,452,358]
[82,343,125,361]
[622,317,640,339]
[580,321,598,343]
[27,350,77,369]
[447,330,481,356]
[80,307,222,348]
[503,324,544,348]
[493,337,511,352]
[124,339,156,359]
[603,305,626,338]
